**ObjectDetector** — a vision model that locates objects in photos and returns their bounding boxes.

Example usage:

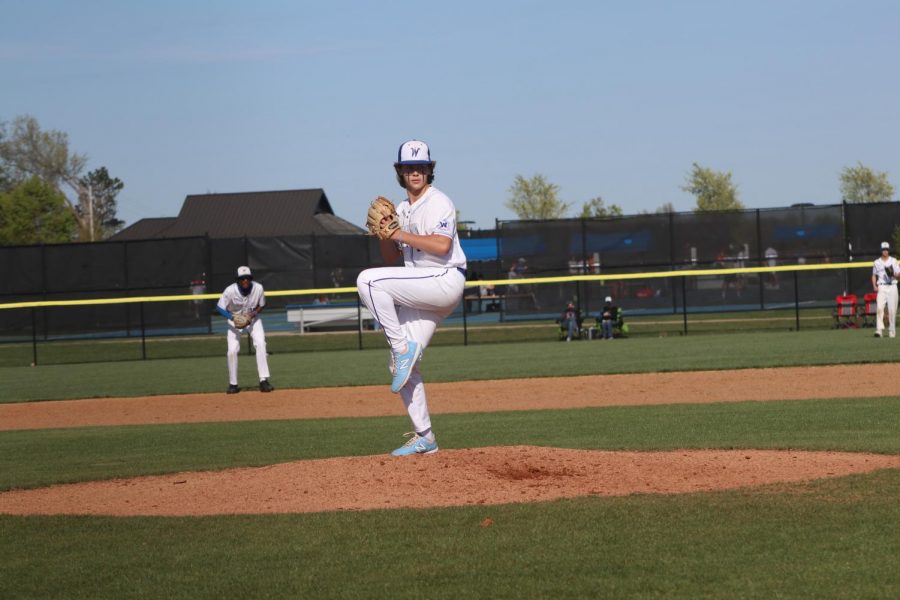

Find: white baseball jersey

[872,257,900,285]
[396,187,467,270]
[357,183,469,438]
[217,281,266,314]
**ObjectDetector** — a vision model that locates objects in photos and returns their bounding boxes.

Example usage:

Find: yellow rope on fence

[0,261,871,310]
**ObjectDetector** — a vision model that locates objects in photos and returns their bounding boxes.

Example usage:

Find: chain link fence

[1,202,897,365]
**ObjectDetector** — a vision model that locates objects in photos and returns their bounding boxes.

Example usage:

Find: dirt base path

[0,365,891,432]
[2,364,898,516]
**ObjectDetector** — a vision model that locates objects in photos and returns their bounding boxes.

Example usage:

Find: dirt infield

[1,364,898,516]
[0,364,892,432]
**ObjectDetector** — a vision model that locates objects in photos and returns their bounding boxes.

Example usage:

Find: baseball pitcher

[357,140,467,457]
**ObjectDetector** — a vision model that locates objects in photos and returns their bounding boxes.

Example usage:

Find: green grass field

[2,329,899,598]
[2,328,899,402]
[0,306,840,368]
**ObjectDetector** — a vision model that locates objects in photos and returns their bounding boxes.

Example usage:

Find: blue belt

[456,267,467,276]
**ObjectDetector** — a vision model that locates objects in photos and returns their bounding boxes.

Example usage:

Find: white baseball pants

[876,284,898,336]
[226,319,270,385]
[357,266,465,434]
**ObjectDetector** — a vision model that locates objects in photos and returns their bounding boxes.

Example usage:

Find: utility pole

[88,183,94,242]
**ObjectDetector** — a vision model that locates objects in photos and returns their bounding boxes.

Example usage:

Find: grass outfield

[2,331,899,598]
[3,328,900,402]
[2,397,899,491]
[1,399,899,598]
[3,472,898,599]
[0,307,843,368]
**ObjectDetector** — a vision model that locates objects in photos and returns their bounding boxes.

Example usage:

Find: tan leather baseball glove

[232,313,252,329]
[366,196,400,240]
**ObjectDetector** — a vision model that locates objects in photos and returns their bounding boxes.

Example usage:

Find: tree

[0,162,15,193]
[682,162,744,212]
[78,167,125,239]
[839,162,895,203]
[0,177,77,244]
[0,124,23,192]
[506,174,570,219]
[655,202,676,214]
[579,196,623,218]
[0,115,124,241]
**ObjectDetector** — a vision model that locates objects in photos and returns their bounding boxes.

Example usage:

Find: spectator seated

[592,307,629,339]
[592,297,629,340]
[556,304,585,340]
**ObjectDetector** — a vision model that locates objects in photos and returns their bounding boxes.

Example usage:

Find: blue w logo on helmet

[397,140,433,164]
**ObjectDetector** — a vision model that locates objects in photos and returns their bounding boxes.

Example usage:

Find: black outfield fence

[0,261,875,367]
[0,201,898,365]
[484,201,895,321]
[0,233,384,338]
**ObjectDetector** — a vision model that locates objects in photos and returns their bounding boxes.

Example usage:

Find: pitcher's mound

[1,446,898,516]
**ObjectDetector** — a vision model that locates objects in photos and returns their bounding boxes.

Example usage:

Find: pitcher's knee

[357,270,373,289]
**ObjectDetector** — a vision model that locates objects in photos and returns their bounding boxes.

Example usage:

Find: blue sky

[2,0,899,230]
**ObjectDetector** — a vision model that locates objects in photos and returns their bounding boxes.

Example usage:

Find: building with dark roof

[111,217,178,240]
[111,188,364,240]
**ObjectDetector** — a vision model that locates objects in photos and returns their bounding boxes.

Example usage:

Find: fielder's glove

[232,313,252,329]
[888,265,895,278]
[366,196,400,240]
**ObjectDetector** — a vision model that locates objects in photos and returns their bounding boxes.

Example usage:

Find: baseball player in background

[215,266,274,393]
[871,241,900,338]
[357,140,467,457]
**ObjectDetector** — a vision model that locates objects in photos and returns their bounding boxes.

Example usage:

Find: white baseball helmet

[394,139,436,188]
[395,140,435,165]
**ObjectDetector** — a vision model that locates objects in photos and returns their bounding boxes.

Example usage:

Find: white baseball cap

[236,266,252,278]
[395,140,434,165]
[881,242,890,250]
[605,296,612,303]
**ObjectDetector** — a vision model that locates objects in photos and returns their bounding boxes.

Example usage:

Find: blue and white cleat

[390,341,421,393]
[391,432,439,457]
